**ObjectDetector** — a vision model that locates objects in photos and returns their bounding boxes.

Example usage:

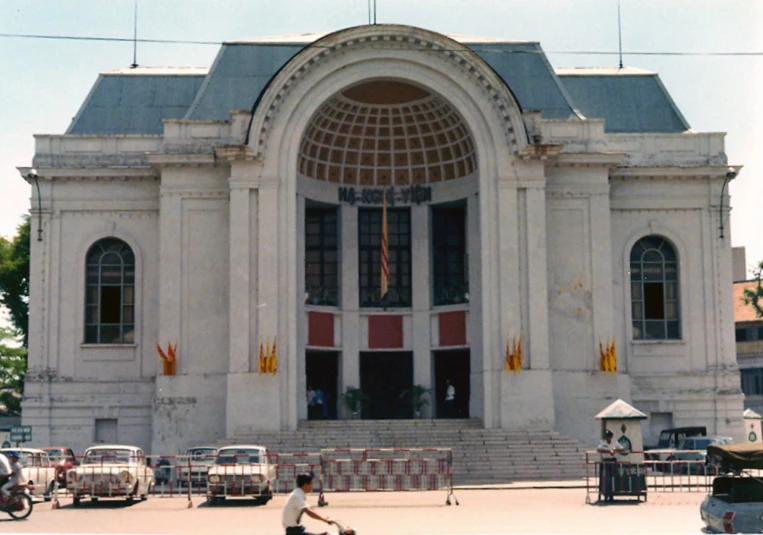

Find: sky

[0,0,761,291]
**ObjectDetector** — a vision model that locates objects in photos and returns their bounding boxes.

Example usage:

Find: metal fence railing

[584,450,763,504]
[15,449,456,506]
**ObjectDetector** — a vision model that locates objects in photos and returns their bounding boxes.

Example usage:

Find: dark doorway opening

[434,350,470,418]
[360,352,413,419]
[306,351,339,420]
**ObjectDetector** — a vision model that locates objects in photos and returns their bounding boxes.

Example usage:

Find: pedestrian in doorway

[307,386,316,420]
[445,380,455,418]
[597,429,625,502]
[282,472,333,535]
[314,389,324,420]
[321,390,331,420]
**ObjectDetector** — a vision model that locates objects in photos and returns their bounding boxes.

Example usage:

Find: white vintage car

[206,445,275,505]
[177,446,217,488]
[0,448,57,499]
[67,445,154,506]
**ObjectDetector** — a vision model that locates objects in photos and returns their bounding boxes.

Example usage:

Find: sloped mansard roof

[555,67,690,133]
[66,67,208,135]
[64,30,692,136]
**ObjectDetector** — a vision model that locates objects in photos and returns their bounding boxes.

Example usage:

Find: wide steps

[223,419,586,483]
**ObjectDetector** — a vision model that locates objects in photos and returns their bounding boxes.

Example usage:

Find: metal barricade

[584,450,763,503]
[319,448,457,505]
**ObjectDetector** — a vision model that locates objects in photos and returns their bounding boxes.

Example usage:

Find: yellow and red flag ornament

[157,342,177,376]
[380,190,389,299]
[258,337,278,376]
[598,337,617,373]
[504,335,523,374]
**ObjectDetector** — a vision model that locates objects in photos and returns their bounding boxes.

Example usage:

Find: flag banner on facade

[381,190,389,298]
[156,342,177,376]
[598,337,617,373]
[259,337,278,376]
[504,335,523,374]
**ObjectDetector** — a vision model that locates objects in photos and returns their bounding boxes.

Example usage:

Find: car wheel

[72,496,81,507]
[91,497,99,502]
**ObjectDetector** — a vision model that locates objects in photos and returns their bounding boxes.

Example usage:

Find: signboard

[9,426,32,443]
[338,185,432,206]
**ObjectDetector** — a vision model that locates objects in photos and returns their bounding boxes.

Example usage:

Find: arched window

[630,236,680,340]
[85,238,135,344]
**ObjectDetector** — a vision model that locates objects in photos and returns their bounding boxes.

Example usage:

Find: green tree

[0,327,26,415]
[743,260,763,318]
[0,216,30,346]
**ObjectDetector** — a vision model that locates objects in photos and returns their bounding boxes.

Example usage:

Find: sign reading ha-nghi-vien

[338,185,432,206]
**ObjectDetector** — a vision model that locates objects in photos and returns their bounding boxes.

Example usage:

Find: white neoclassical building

[18,25,745,454]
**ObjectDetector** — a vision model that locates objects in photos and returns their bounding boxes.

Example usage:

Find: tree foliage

[0,217,30,346]
[0,327,26,415]
[743,260,763,319]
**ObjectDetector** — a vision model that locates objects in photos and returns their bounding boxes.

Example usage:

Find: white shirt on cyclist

[282,487,309,528]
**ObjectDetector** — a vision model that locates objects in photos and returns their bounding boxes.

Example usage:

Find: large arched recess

[247,24,528,428]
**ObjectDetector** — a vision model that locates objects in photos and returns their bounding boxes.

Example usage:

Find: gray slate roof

[556,67,690,133]
[64,32,691,136]
[67,67,208,135]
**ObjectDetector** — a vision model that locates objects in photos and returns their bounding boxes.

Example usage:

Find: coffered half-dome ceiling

[298,80,478,185]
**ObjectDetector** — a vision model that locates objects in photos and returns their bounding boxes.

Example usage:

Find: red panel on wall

[308,312,335,347]
[368,315,404,349]
[439,311,466,347]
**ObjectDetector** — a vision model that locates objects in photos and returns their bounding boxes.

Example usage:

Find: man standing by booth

[597,430,624,502]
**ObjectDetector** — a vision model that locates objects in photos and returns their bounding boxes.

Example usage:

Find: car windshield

[189,449,217,461]
[215,449,262,465]
[43,450,63,460]
[83,449,133,464]
[657,432,673,448]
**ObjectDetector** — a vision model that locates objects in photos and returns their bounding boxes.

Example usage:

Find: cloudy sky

[0,1,761,323]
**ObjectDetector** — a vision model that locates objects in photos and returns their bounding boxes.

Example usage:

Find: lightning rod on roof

[617,0,624,69]
[131,0,138,68]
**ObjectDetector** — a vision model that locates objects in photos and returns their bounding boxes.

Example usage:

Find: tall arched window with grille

[630,236,680,340]
[85,238,135,344]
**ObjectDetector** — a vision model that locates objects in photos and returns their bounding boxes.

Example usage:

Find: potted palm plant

[341,386,371,419]
[400,385,431,419]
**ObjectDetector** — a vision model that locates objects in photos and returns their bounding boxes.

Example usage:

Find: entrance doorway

[434,350,470,418]
[360,352,413,419]
[306,351,339,420]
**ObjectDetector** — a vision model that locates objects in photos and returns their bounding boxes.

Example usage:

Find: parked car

[177,447,217,488]
[67,445,154,506]
[670,436,733,474]
[206,445,274,505]
[701,443,763,533]
[40,447,78,489]
[644,426,707,469]
[0,448,57,500]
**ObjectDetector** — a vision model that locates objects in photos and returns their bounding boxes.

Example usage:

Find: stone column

[525,186,551,370]
[466,194,483,422]
[340,205,360,412]
[411,203,431,416]
[158,190,183,370]
[228,185,251,374]
[295,195,307,421]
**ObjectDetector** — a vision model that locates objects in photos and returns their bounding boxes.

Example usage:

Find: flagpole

[381,190,389,301]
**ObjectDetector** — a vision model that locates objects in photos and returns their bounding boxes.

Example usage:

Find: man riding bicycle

[283,472,333,535]
[0,452,22,498]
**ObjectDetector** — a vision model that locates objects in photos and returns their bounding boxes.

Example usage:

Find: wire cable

[0,32,761,56]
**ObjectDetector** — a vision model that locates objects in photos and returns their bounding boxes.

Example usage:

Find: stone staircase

[225,419,587,483]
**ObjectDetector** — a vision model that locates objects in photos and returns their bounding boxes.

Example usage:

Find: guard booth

[743,409,763,443]
[595,399,648,503]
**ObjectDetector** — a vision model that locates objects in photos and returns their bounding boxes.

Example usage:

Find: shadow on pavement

[61,499,142,510]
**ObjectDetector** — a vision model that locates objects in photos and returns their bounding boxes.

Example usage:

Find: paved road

[0,489,707,534]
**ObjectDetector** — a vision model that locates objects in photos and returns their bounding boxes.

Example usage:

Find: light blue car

[700,444,763,533]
